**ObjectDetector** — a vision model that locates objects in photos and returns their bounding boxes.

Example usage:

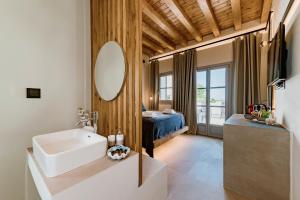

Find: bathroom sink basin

[32,128,107,177]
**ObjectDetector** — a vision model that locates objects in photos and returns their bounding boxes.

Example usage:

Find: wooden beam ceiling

[142,0,187,46]
[261,0,272,23]
[142,37,164,54]
[230,0,242,30]
[142,0,266,57]
[197,0,220,37]
[142,22,175,50]
[164,0,202,42]
[143,46,155,57]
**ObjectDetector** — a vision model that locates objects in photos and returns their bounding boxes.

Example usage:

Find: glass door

[196,66,227,138]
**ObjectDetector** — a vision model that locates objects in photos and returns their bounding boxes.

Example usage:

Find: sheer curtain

[173,49,197,134]
[149,59,159,110]
[230,33,262,114]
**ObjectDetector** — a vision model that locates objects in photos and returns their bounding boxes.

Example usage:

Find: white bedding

[162,109,176,114]
[142,109,177,118]
[142,111,160,118]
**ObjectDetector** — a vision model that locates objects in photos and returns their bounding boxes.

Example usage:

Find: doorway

[196,65,228,138]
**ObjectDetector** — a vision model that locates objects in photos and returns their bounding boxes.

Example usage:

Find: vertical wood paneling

[135,0,143,185]
[91,0,142,184]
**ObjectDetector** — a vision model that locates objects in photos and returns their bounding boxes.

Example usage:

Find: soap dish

[107,145,130,160]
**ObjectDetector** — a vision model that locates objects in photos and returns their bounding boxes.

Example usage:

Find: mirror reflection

[94,41,126,101]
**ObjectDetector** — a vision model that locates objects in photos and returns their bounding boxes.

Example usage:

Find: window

[159,74,172,101]
[196,67,226,126]
[209,68,226,125]
[196,66,228,138]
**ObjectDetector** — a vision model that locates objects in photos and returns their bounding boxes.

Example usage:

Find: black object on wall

[26,88,41,98]
[268,22,288,88]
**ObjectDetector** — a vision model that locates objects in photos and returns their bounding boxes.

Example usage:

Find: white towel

[162,109,176,114]
[142,111,160,118]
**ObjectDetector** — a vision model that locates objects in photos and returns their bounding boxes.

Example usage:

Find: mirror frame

[94,41,128,102]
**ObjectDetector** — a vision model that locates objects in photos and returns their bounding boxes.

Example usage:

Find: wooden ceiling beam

[142,22,175,50]
[143,37,164,54]
[142,0,187,46]
[143,46,156,57]
[197,0,220,37]
[230,0,242,30]
[261,0,272,23]
[164,0,202,42]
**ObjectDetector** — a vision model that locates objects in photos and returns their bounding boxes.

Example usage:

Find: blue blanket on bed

[142,112,185,150]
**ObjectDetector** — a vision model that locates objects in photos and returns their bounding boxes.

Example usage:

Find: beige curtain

[173,49,197,134]
[149,60,159,110]
[231,33,261,114]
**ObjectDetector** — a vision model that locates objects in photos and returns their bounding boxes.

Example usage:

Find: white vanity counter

[26,148,167,200]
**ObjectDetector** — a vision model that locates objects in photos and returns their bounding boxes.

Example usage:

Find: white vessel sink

[32,128,107,177]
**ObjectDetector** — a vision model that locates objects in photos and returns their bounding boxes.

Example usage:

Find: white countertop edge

[27,153,52,200]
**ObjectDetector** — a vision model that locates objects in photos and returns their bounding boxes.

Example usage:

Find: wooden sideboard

[223,114,290,200]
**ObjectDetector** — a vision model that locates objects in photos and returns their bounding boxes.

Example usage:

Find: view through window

[197,68,226,126]
[159,74,172,100]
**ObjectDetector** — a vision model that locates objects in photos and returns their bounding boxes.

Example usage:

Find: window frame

[196,63,230,127]
[159,72,173,103]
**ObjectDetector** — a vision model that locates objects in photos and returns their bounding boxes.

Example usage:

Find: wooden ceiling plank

[261,0,272,23]
[230,0,242,30]
[143,46,155,57]
[142,0,187,46]
[143,37,165,54]
[164,0,202,42]
[197,0,220,37]
[142,22,175,50]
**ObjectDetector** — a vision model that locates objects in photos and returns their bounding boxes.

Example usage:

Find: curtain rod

[282,0,294,23]
[149,11,272,62]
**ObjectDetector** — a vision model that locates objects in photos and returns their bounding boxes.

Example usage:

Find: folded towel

[162,109,176,114]
[142,111,160,118]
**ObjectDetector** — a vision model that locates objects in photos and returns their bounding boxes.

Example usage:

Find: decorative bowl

[107,145,130,160]
[244,114,265,122]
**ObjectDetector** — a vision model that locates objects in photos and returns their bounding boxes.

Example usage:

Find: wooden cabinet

[223,114,290,200]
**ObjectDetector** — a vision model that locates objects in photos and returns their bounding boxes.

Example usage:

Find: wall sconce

[260,40,271,47]
[149,96,153,110]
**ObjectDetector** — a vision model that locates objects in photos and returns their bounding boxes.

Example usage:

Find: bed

[142,110,188,157]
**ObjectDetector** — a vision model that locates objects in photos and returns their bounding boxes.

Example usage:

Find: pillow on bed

[142,103,147,112]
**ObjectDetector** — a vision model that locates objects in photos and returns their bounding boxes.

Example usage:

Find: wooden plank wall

[90,0,142,184]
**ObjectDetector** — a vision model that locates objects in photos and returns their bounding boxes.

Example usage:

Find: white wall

[158,42,233,110]
[159,42,233,73]
[196,42,233,68]
[272,1,300,199]
[0,1,91,199]
[271,0,290,38]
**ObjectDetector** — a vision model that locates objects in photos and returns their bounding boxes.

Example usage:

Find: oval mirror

[94,41,126,101]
